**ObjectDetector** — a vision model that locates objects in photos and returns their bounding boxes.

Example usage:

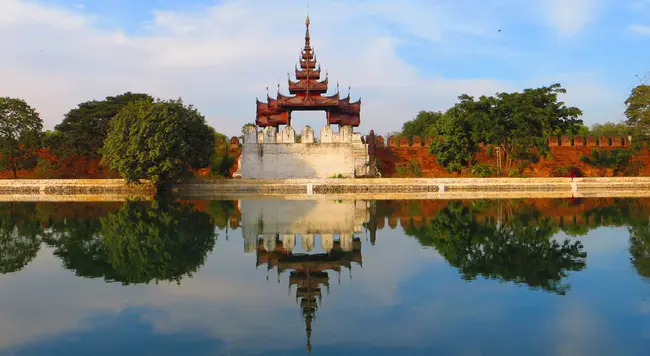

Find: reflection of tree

[404,202,587,295]
[0,203,42,274]
[579,199,650,280]
[100,200,217,285]
[207,200,239,230]
[44,217,112,279]
[46,200,217,285]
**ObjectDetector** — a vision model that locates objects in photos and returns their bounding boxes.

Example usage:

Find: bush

[550,166,584,178]
[622,160,646,176]
[407,159,422,177]
[469,164,493,177]
[580,149,642,177]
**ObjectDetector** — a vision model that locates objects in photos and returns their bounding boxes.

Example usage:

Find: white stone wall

[242,142,357,178]
[241,124,369,179]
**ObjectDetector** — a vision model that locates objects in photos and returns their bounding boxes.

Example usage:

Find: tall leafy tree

[428,106,481,174]
[51,92,153,158]
[625,84,650,146]
[102,98,216,188]
[432,83,582,174]
[401,110,443,138]
[0,97,43,178]
[483,84,583,173]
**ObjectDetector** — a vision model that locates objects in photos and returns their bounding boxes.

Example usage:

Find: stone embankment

[3,178,650,201]
[0,179,153,201]
[175,177,650,200]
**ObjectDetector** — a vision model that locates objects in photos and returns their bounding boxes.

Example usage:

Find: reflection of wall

[241,199,368,253]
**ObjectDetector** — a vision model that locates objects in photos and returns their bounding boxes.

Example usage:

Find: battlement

[242,125,363,144]
[375,135,633,148]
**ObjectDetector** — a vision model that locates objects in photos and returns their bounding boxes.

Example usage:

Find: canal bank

[174,177,650,199]
[4,177,650,201]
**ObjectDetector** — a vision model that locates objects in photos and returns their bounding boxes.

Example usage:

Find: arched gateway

[240,16,373,179]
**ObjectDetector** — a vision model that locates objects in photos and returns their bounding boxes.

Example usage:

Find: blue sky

[1,0,650,135]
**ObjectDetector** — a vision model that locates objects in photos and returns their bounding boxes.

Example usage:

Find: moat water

[1,197,649,355]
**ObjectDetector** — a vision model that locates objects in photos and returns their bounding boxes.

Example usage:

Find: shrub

[508,169,523,177]
[407,159,422,177]
[622,160,646,176]
[550,166,584,178]
[469,163,493,177]
[580,149,641,177]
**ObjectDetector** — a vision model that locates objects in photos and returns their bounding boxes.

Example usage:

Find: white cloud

[629,24,650,36]
[0,0,621,136]
[545,0,600,37]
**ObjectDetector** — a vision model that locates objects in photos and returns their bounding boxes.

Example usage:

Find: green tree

[401,111,443,138]
[102,98,216,188]
[0,97,43,178]
[51,92,153,158]
[480,84,583,173]
[428,108,480,174]
[625,84,650,146]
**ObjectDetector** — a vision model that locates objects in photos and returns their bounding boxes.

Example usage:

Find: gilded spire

[305,13,311,48]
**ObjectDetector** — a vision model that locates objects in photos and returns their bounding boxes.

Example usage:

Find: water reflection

[402,201,587,294]
[0,203,42,274]
[243,199,366,353]
[1,197,650,354]
[42,199,217,285]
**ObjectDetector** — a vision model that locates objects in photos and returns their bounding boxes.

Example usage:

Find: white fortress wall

[241,125,369,179]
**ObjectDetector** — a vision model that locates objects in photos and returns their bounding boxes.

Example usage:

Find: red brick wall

[376,135,648,177]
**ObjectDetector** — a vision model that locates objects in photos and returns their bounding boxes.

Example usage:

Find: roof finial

[277,83,281,95]
[348,85,351,97]
[305,6,311,47]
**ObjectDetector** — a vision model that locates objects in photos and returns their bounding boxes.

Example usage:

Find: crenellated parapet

[374,135,634,148]
[242,124,364,144]
[548,135,631,147]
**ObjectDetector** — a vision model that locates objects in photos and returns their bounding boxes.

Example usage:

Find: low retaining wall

[0,179,154,196]
[175,177,650,198]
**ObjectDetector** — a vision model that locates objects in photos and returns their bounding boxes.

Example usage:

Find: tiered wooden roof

[256,15,361,128]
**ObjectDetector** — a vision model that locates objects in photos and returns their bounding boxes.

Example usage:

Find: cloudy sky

[1,0,649,136]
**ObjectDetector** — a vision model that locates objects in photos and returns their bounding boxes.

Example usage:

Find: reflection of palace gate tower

[255,235,362,354]
[240,199,369,354]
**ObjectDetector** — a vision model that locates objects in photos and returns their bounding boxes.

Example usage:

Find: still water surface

[0,198,649,355]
